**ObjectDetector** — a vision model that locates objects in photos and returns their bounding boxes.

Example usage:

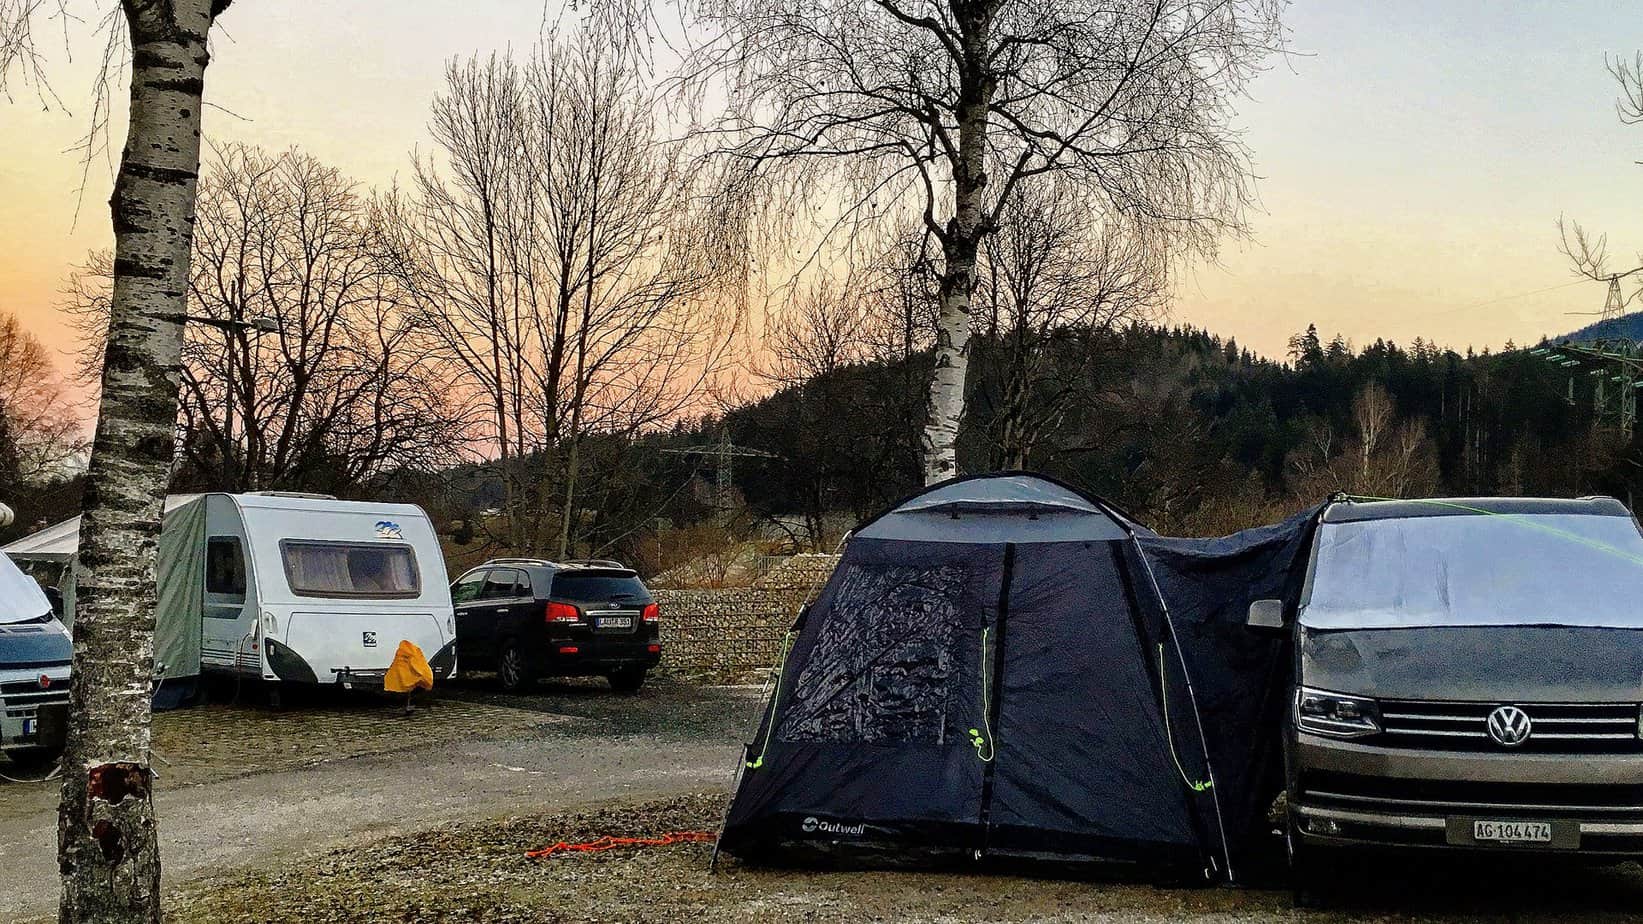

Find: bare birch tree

[756,276,907,541]
[1559,54,1643,297]
[859,225,942,367]
[1286,382,1439,500]
[377,28,735,555]
[0,311,83,482]
[2,0,233,919]
[64,145,465,492]
[686,0,1283,483]
[975,182,1169,469]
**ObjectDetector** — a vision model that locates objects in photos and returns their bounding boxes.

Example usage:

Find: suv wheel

[607,667,646,694]
[497,639,536,693]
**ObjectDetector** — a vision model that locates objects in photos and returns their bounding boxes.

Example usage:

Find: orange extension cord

[525,831,718,859]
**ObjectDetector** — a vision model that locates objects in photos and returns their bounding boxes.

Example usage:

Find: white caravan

[197,493,457,688]
[3,492,457,694]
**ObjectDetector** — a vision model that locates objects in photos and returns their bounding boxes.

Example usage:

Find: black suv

[450,559,661,693]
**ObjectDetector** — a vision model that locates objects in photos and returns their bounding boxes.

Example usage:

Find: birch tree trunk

[923,235,978,484]
[58,1,227,920]
[920,44,992,486]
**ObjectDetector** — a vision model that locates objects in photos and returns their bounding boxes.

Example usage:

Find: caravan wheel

[497,640,536,693]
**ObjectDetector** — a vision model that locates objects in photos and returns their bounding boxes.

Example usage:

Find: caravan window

[280,541,421,599]
[206,537,247,601]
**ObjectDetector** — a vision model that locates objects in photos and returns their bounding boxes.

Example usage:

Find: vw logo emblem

[1487,705,1533,747]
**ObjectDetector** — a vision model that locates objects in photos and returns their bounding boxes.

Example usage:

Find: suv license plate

[1474,820,1553,843]
[21,718,36,736]
[598,616,633,629]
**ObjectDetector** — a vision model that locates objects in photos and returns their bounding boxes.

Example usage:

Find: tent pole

[1121,525,1237,884]
[715,604,809,869]
[709,745,750,871]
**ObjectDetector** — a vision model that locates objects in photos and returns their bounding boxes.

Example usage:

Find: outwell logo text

[800,816,866,836]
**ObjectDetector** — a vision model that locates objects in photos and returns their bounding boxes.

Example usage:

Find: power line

[1430,279,1588,319]
[659,429,781,520]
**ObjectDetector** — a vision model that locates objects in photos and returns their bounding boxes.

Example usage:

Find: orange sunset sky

[4,1,1643,395]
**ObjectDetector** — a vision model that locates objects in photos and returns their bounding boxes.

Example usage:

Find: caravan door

[200,503,257,675]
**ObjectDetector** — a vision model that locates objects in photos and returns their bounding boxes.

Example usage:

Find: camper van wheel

[4,746,63,776]
[1286,819,1332,909]
[497,640,535,693]
[606,667,646,694]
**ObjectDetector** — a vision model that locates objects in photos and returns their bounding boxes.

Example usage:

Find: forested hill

[36,320,1623,560]
[1564,311,1643,343]
[716,322,1638,538]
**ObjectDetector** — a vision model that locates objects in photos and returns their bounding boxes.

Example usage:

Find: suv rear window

[281,541,421,599]
[550,571,647,602]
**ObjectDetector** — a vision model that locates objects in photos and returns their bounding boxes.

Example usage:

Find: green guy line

[1157,644,1212,793]
[974,627,995,763]
[746,629,794,771]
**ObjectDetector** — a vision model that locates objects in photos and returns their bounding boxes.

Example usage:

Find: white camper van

[3,492,457,696]
[0,540,71,764]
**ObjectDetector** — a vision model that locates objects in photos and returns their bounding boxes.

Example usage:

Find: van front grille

[0,684,70,718]
[1378,700,1643,754]
[1300,770,1643,819]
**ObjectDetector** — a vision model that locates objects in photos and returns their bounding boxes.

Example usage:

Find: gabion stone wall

[654,554,839,682]
[752,552,843,591]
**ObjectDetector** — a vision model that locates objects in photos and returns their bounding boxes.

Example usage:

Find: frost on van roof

[1324,495,1631,524]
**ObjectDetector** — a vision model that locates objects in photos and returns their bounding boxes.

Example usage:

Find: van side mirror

[1247,598,1287,631]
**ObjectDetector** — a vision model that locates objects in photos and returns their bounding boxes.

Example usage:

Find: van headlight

[1295,688,1381,738]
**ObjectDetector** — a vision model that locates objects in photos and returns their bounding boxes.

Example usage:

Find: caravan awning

[3,494,202,564]
[2,516,80,563]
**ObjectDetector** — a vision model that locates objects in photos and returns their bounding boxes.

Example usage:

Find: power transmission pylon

[659,429,780,520]
[1567,269,1643,327]
[1605,276,1630,324]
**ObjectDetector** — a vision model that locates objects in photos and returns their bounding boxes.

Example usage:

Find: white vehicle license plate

[1474,820,1552,843]
[598,616,633,629]
[21,718,36,736]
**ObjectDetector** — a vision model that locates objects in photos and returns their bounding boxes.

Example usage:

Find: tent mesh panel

[778,563,966,745]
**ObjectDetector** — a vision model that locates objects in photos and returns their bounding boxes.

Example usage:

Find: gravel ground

[15,677,1643,922]
[0,678,758,922]
[163,792,1643,924]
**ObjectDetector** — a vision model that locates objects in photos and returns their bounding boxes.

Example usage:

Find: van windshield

[1301,513,1643,629]
[281,541,421,599]
[0,555,50,624]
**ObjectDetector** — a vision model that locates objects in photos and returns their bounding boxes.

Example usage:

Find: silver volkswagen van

[1257,496,1643,877]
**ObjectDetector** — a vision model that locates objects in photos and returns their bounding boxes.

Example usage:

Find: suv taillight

[546,602,582,624]
[642,603,660,623]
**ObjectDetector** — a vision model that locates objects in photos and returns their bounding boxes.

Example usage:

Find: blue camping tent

[718,473,1316,881]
